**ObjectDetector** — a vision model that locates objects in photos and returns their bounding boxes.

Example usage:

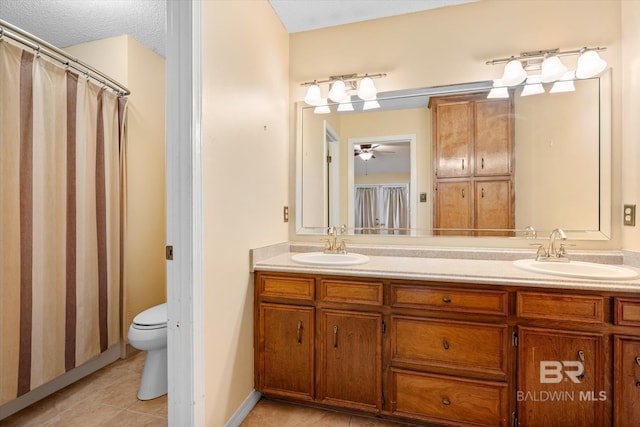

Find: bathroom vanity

[253,250,640,426]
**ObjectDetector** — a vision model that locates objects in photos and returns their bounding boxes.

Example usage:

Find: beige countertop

[251,243,640,293]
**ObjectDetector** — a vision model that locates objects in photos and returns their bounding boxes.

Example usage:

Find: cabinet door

[475,180,513,236]
[435,181,471,235]
[258,303,314,400]
[434,101,471,178]
[614,336,640,427]
[475,99,512,176]
[517,327,606,427]
[320,309,382,412]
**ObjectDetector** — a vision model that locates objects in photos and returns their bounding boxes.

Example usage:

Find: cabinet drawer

[391,369,508,426]
[391,284,508,316]
[391,316,508,378]
[614,298,640,326]
[320,279,383,306]
[260,275,314,301]
[517,291,604,323]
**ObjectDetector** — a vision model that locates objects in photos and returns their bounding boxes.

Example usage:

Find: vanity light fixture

[362,99,381,110]
[301,73,387,112]
[486,46,607,88]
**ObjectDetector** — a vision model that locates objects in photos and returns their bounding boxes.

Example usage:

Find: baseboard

[0,343,122,420]
[224,390,262,427]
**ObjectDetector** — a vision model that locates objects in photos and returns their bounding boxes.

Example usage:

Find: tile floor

[2,354,415,427]
[241,399,416,427]
[0,351,167,427]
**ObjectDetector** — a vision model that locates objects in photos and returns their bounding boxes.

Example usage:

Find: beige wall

[64,36,167,340]
[290,0,623,249]
[201,1,289,425]
[621,1,640,251]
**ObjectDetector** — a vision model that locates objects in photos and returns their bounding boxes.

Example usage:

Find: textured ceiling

[0,1,474,58]
[0,0,166,56]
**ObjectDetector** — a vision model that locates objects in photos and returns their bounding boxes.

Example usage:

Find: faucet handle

[534,244,548,261]
[340,224,348,234]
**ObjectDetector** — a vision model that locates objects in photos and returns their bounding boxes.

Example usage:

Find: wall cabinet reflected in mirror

[297,74,610,239]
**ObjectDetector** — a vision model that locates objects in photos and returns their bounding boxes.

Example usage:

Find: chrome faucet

[323,226,347,254]
[535,228,569,262]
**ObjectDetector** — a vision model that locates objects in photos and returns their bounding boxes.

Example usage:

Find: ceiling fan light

[358,151,373,161]
[304,83,322,106]
[501,59,527,86]
[576,50,607,79]
[540,56,568,83]
[337,95,354,112]
[313,98,330,114]
[328,80,348,102]
[357,77,377,100]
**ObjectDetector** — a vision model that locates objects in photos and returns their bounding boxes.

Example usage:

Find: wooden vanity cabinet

[255,272,640,427]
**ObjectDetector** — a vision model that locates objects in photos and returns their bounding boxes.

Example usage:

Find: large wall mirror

[296,73,611,239]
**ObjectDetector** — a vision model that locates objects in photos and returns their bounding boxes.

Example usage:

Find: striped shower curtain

[0,40,126,404]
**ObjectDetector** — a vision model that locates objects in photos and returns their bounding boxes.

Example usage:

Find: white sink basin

[291,252,370,266]
[513,259,639,280]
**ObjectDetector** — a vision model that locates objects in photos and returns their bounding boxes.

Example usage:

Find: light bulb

[550,71,575,93]
[337,95,354,112]
[304,83,322,106]
[487,79,509,99]
[362,99,380,110]
[313,98,330,114]
[357,77,377,101]
[576,50,607,79]
[359,151,373,161]
[540,56,568,83]
[328,80,348,102]
[501,59,527,86]
[521,75,545,97]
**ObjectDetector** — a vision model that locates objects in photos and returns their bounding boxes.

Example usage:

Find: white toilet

[128,303,168,400]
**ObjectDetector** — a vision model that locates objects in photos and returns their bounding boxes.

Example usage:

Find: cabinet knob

[636,356,640,367]
[636,381,640,388]
[442,398,451,406]
[443,340,450,350]
[442,297,452,303]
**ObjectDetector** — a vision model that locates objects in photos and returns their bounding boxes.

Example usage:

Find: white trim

[224,391,262,427]
[166,1,204,425]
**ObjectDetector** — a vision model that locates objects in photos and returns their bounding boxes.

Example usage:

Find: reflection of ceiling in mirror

[354,142,410,175]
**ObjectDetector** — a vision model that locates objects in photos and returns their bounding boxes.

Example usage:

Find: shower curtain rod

[0,19,131,96]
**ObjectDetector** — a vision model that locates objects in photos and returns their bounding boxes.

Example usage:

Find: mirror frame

[295,71,612,240]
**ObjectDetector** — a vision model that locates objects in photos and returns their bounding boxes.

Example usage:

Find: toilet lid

[133,303,167,327]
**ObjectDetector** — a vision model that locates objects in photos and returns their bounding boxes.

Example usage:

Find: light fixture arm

[300,72,387,87]
[486,46,606,66]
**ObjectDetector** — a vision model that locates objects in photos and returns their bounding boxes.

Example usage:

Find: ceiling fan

[354,144,395,160]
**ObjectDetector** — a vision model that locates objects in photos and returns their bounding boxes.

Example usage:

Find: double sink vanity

[252,243,640,426]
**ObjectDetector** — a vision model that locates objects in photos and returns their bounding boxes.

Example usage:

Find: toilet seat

[133,303,167,330]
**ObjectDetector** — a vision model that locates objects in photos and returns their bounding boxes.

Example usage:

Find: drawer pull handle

[461,159,465,170]
[636,381,640,388]
[442,398,451,406]
[333,325,338,348]
[297,320,302,344]
[636,356,640,367]
[443,340,450,350]
[577,350,585,380]
[442,297,452,303]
